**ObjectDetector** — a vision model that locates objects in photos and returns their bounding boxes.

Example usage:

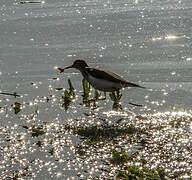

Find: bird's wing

[85,67,128,83]
[85,67,145,88]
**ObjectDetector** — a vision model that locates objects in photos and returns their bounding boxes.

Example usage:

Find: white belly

[86,75,120,92]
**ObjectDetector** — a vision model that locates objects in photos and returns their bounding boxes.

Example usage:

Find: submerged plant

[82,79,91,107]
[111,148,131,165]
[82,79,90,98]
[94,88,100,100]
[82,79,105,108]
[62,79,75,110]
[109,90,122,110]
[68,79,75,98]
[109,90,122,102]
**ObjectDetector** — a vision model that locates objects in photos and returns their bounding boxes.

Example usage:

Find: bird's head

[64,60,88,70]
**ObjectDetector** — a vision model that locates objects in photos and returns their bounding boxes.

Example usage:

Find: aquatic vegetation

[109,90,122,102]
[0,79,191,179]
[59,78,126,110]
[109,91,123,110]
[68,79,75,98]
[62,90,72,110]
[82,79,90,106]
[94,89,100,100]
[62,79,75,110]
[82,79,103,108]
[31,125,46,137]
[22,124,45,137]
[0,99,191,179]
[111,148,131,165]
[115,166,167,179]
[82,79,123,110]
[82,79,90,99]
[13,102,21,114]
[110,148,168,179]
[169,118,183,128]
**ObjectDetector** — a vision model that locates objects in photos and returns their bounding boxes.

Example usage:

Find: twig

[19,1,42,4]
[128,102,143,107]
[0,92,20,98]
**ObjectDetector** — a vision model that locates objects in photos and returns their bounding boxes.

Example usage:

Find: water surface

[0,0,192,179]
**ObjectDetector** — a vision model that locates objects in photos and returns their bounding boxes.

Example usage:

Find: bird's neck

[79,68,89,79]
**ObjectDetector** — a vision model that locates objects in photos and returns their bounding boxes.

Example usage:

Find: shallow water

[0,0,192,179]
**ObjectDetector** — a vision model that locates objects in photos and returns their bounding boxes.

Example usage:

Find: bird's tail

[125,82,145,89]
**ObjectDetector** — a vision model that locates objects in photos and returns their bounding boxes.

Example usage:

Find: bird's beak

[64,65,73,70]
[57,65,73,73]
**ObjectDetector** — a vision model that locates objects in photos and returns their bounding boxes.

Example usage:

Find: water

[0,0,192,179]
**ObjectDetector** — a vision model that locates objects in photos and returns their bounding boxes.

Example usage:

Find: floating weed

[49,147,55,155]
[12,169,31,180]
[13,102,21,114]
[111,148,131,165]
[22,125,28,129]
[169,118,182,128]
[75,144,87,156]
[115,166,167,179]
[31,125,45,137]
[36,140,43,147]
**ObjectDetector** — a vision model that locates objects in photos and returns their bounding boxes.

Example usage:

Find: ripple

[0,109,191,179]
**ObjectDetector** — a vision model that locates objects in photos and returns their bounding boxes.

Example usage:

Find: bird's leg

[116,89,122,101]
[116,90,119,97]
[103,92,106,100]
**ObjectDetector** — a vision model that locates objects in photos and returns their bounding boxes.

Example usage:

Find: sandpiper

[59,60,145,92]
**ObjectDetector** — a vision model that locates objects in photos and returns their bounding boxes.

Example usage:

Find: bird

[58,60,145,92]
